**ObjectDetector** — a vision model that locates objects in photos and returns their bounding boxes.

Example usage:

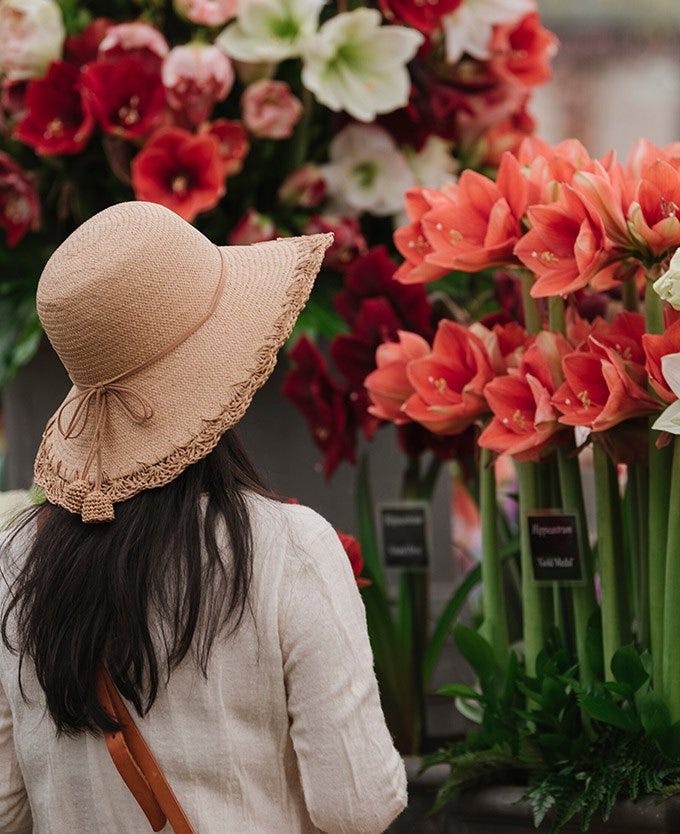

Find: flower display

[0,0,65,80]
[228,207,278,244]
[131,127,225,222]
[241,78,302,139]
[301,8,423,122]
[162,43,234,126]
[0,151,39,245]
[442,0,534,63]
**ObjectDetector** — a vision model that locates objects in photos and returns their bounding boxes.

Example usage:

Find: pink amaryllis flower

[479,331,571,462]
[303,214,367,271]
[365,330,431,424]
[514,185,614,298]
[228,208,278,244]
[98,21,169,71]
[278,164,326,209]
[162,43,234,126]
[241,79,302,140]
[393,187,452,284]
[403,320,494,434]
[422,151,531,272]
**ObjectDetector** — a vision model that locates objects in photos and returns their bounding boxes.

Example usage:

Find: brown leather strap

[96,666,197,834]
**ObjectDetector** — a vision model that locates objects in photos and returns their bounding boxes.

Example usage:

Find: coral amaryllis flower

[514,185,614,298]
[199,119,249,177]
[479,331,571,462]
[81,55,165,139]
[131,127,225,222]
[423,152,529,272]
[553,339,660,433]
[643,319,680,405]
[628,159,680,257]
[394,187,451,285]
[14,61,94,155]
[403,321,494,434]
[365,330,431,424]
[490,12,559,88]
[469,320,528,373]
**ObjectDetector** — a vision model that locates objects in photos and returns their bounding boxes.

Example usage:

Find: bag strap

[96,665,197,834]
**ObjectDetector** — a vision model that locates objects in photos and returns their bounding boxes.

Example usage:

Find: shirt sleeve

[0,675,31,833]
[280,518,407,834]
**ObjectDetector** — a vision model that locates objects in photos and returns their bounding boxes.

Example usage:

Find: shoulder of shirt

[243,491,336,552]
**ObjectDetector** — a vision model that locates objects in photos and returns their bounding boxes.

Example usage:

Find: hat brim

[34,233,333,511]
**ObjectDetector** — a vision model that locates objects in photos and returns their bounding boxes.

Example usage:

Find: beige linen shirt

[0,494,407,833]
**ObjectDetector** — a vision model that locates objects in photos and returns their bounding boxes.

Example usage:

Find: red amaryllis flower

[81,55,165,139]
[98,22,169,72]
[282,336,357,478]
[131,127,225,222]
[552,338,660,433]
[14,61,94,155]
[394,187,451,285]
[335,246,432,336]
[423,152,531,272]
[490,13,559,88]
[0,152,40,246]
[514,186,614,299]
[365,330,431,424]
[479,331,571,462]
[379,0,461,34]
[64,18,113,67]
[303,214,367,271]
[643,319,680,405]
[199,119,249,176]
[404,321,494,435]
[336,531,371,587]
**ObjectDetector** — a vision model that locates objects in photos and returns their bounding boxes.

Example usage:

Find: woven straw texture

[33,201,333,518]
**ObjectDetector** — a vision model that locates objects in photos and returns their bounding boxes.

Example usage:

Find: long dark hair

[1,430,272,736]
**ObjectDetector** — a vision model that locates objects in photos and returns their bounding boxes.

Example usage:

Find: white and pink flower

[0,0,65,80]
[162,43,234,126]
[241,79,302,140]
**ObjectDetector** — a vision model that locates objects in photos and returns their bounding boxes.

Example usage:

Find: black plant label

[380,502,430,569]
[527,510,585,585]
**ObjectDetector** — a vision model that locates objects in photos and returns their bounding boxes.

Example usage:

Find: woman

[0,202,407,833]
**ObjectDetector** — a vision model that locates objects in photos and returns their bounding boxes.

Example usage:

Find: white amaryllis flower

[405,137,457,189]
[301,8,423,123]
[653,352,680,434]
[216,0,324,63]
[322,124,415,217]
[442,0,534,64]
[0,0,65,80]
[653,248,680,311]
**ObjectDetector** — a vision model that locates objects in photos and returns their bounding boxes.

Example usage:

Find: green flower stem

[622,274,639,312]
[548,296,566,334]
[519,269,542,335]
[663,437,680,721]
[557,444,597,686]
[629,464,650,649]
[593,442,628,679]
[517,461,549,675]
[479,447,510,665]
[646,279,671,688]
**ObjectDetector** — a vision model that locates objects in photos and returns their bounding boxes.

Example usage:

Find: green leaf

[637,691,671,739]
[579,694,640,732]
[355,455,386,593]
[437,683,483,701]
[659,721,680,760]
[453,624,498,689]
[611,644,649,693]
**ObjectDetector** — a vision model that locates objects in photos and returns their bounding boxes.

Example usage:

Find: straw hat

[34,201,333,523]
